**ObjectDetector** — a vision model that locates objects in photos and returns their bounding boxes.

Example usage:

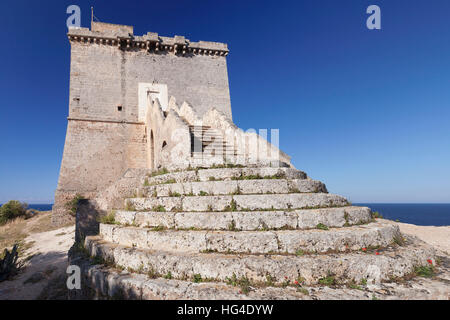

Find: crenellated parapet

[67,22,229,56]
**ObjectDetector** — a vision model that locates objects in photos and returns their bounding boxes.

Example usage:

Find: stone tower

[64,22,440,301]
[53,21,234,224]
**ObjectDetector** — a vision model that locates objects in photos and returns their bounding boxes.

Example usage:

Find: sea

[355,203,450,226]
[1,203,449,226]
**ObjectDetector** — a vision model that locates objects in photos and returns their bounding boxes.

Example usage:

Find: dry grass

[0,211,70,258]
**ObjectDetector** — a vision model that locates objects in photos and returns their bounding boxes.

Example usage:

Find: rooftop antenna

[91,7,101,26]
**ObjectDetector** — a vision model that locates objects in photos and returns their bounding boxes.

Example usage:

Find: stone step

[80,264,311,300]
[85,233,435,286]
[126,193,348,212]
[191,153,242,159]
[114,206,372,231]
[143,167,307,186]
[142,179,327,197]
[99,220,399,254]
[192,152,239,157]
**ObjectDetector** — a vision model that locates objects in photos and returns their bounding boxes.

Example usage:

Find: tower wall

[53,22,231,225]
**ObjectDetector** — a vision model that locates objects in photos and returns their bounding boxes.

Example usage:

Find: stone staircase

[189,125,242,160]
[78,166,437,299]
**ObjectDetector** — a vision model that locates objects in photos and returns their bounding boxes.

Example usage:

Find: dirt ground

[0,212,74,300]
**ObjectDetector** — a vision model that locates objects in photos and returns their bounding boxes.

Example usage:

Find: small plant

[225,273,238,286]
[164,271,173,279]
[150,168,169,177]
[0,244,22,282]
[207,204,213,211]
[295,249,305,256]
[265,274,275,286]
[169,191,181,197]
[224,199,237,212]
[200,249,218,254]
[238,276,251,294]
[192,273,202,283]
[316,223,329,231]
[91,255,111,266]
[99,211,117,225]
[228,220,237,231]
[230,187,241,195]
[343,212,350,226]
[347,280,363,290]
[65,195,84,217]
[225,273,252,294]
[360,278,367,286]
[372,211,383,219]
[297,287,309,295]
[172,206,183,212]
[151,225,166,231]
[151,205,166,212]
[125,201,136,211]
[143,178,150,186]
[318,273,336,286]
[147,266,158,279]
[393,234,405,246]
[281,277,290,288]
[415,265,435,278]
[208,177,216,181]
[260,221,269,231]
[297,276,306,284]
[198,191,209,196]
[152,190,158,198]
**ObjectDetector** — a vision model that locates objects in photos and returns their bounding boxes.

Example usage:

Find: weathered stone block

[99,224,116,242]
[115,211,136,225]
[231,211,297,230]
[146,230,208,253]
[287,179,327,193]
[112,227,148,248]
[237,179,289,194]
[206,231,279,254]
[191,181,238,195]
[182,196,232,212]
[134,212,175,228]
[175,212,233,230]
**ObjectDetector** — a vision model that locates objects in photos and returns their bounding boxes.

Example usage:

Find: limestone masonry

[60,22,447,300]
[54,21,234,224]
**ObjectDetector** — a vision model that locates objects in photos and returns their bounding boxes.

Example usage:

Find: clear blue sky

[0,0,449,203]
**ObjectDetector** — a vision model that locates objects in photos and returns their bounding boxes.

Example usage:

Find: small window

[117,105,122,111]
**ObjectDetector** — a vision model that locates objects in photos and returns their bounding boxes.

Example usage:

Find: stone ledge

[126,193,349,212]
[143,178,327,197]
[76,259,449,300]
[144,167,307,186]
[114,206,372,230]
[85,234,436,286]
[99,220,400,254]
